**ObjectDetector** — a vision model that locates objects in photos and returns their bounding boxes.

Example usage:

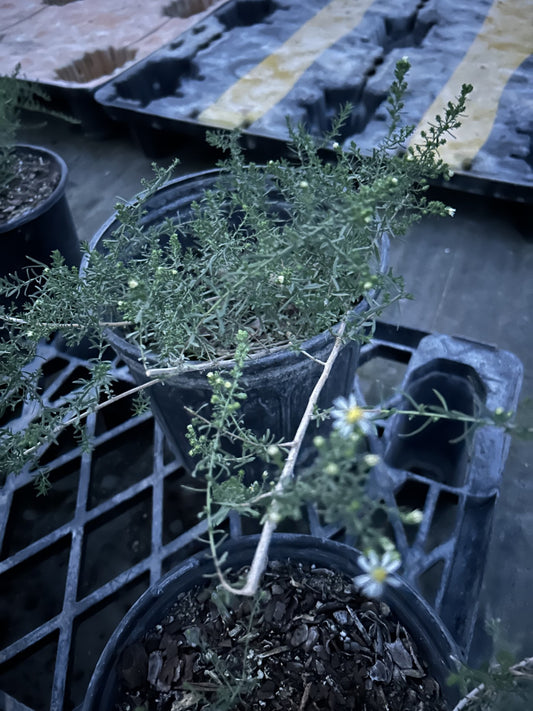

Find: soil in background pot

[0,148,61,224]
[116,560,449,711]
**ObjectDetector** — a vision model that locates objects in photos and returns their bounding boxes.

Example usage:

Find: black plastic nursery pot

[0,145,80,283]
[86,169,387,475]
[83,534,460,711]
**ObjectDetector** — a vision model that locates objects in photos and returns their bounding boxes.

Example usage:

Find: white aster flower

[330,394,376,437]
[354,550,402,598]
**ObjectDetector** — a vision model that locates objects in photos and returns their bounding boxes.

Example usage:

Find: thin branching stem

[184,407,293,452]
[452,683,487,711]
[1,314,133,329]
[22,378,160,458]
[212,321,347,596]
[451,656,533,710]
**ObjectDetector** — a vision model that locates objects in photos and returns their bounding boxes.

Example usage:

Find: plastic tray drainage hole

[37,355,70,395]
[163,0,218,18]
[55,47,138,83]
[0,632,59,711]
[48,365,91,402]
[394,480,429,545]
[384,360,486,487]
[417,559,445,607]
[424,490,459,553]
[68,576,149,708]
[217,0,278,29]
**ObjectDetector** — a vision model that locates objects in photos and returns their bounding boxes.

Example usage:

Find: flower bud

[324,462,339,476]
[364,454,381,467]
[403,509,424,524]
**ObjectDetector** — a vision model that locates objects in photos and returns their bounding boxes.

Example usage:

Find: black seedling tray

[0,322,523,711]
[1,0,231,134]
[94,0,533,201]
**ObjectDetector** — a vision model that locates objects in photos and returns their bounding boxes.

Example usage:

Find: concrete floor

[21,114,533,665]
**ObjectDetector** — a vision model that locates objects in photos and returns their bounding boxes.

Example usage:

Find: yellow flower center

[345,406,364,424]
[371,567,388,583]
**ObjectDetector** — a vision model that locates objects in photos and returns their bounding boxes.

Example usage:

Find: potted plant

[78,331,520,711]
[83,535,460,711]
[2,59,529,710]
[0,65,80,302]
[0,58,472,484]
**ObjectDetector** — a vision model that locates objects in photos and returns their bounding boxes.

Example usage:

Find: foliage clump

[0,59,472,484]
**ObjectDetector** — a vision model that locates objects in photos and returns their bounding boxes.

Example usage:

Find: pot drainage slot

[384,359,486,487]
[163,0,218,18]
[55,47,138,84]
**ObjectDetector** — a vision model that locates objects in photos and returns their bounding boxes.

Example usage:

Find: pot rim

[82,169,390,374]
[0,143,69,233]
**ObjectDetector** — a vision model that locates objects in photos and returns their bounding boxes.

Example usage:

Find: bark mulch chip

[116,560,450,710]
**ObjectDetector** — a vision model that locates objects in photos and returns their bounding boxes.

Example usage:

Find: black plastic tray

[94,0,533,201]
[0,322,523,711]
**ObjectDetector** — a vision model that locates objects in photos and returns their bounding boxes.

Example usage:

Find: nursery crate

[0,0,230,131]
[94,0,533,201]
[0,322,523,711]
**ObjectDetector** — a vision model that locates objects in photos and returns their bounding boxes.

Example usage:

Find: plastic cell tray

[356,328,523,658]
[94,0,533,201]
[0,0,230,131]
[0,322,523,711]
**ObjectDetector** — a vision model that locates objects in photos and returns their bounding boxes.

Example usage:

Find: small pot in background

[0,144,80,306]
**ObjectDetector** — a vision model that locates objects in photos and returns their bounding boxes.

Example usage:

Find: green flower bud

[324,462,339,476]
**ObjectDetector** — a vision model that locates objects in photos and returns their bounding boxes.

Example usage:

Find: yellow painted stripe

[199,0,376,129]
[409,0,533,170]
